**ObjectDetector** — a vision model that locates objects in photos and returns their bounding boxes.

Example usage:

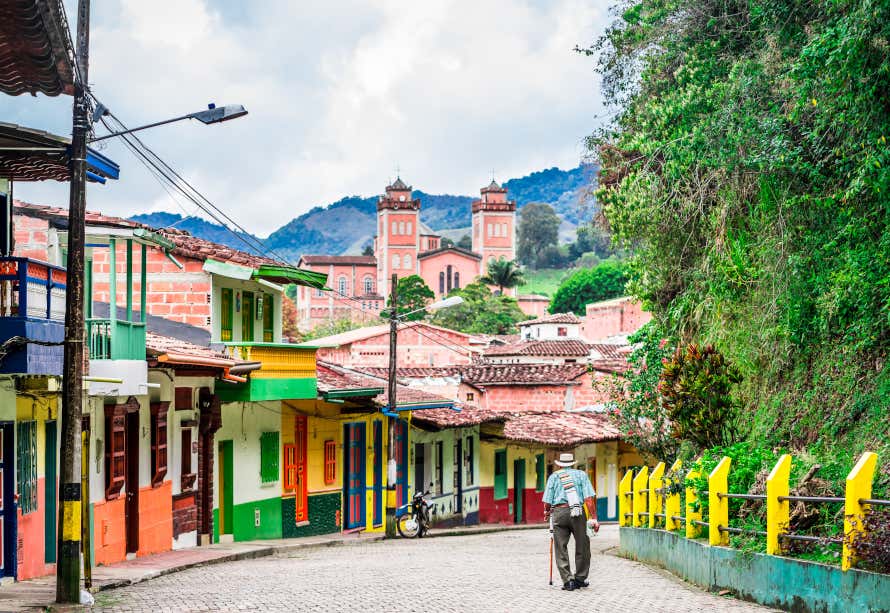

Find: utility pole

[57,0,90,602]
[385,273,398,537]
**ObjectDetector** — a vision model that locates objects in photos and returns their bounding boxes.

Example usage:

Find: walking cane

[548,515,554,586]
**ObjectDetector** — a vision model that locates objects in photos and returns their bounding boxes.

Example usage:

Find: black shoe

[562,580,577,591]
[575,580,589,588]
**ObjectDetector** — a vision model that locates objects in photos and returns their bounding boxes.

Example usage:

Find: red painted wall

[137,482,173,557]
[478,486,543,524]
[16,478,54,580]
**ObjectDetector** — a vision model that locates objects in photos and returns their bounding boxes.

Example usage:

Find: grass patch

[518,267,573,298]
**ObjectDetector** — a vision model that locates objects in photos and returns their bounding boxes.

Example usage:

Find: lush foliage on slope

[429,282,528,335]
[549,261,628,315]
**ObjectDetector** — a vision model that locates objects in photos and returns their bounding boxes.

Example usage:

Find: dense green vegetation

[517,267,569,297]
[590,0,890,568]
[430,282,529,335]
[387,275,434,321]
[549,261,628,315]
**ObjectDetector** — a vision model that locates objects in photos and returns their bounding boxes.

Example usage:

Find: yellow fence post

[665,459,682,532]
[766,454,792,556]
[618,469,633,527]
[648,462,665,528]
[843,451,878,571]
[708,456,732,546]
[686,466,702,539]
[632,465,649,528]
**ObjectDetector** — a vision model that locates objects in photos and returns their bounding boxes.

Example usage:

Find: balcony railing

[0,257,66,321]
[0,257,66,375]
[86,318,146,361]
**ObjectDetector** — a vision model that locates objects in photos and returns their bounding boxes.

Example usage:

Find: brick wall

[91,244,212,329]
[12,214,51,261]
[316,325,475,369]
[173,492,197,538]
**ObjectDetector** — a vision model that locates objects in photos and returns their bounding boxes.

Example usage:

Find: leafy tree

[440,237,454,248]
[456,234,472,250]
[281,294,300,341]
[387,275,434,321]
[480,258,525,294]
[302,317,371,341]
[517,202,560,268]
[361,244,374,256]
[429,282,527,335]
[549,261,627,315]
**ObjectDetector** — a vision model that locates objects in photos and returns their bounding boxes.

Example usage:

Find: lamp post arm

[89,113,194,142]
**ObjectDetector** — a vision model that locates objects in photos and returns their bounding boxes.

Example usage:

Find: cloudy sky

[2,0,609,235]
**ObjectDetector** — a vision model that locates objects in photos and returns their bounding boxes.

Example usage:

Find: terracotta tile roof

[483,339,593,357]
[502,412,619,447]
[299,255,377,266]
[13,201,279,269]
[411,405,507,429]
[517,313,582,327]
[145,332,242,370]
[359,366,464,379]
[589,359,629,375]
[317,361,455,410]
[307,321,473,348]
[0,0,74,96]
[589,343,630,361]
[461,363,588,386]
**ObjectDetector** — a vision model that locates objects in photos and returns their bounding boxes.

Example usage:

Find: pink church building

[297,177,520,331]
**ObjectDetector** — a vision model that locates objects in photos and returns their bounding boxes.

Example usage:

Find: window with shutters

[260,431,279,484]
[150,402,169,487]
[324,440,336,484]
[220,288,234,341]
[104,406,126,499]
[283,444,297,491]
[16,421,37,514]
[262,294,274,342]
[494,449,507,500]
[181,426,196,491]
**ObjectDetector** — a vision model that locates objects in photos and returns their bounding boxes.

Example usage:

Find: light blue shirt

[542,468,596,505]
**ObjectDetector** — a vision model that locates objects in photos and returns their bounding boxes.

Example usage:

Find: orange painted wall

[418,250,481,298]
[137,482,173,557]
[92,497,126,566]
[16,477,55,580]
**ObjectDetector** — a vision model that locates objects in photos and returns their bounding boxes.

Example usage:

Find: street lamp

[385,277,463,537]
[89,103,248,142]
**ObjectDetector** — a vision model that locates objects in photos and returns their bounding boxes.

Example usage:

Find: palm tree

[480,258,525,295]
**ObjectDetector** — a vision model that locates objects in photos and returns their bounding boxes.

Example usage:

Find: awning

[380,400,460,418]
[253,264,329,290]
[0,0,75,96]
[0,123,120,183]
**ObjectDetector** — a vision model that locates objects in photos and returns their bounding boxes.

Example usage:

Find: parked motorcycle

[396,487,432,538]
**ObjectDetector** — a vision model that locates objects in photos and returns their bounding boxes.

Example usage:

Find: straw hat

[555,452,576,467]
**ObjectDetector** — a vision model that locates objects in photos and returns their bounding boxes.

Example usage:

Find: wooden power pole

[385,273,398,537]
[57,0,90,602]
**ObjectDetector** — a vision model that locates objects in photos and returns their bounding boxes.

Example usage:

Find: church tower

[375,177,420,299]
[471,180,516,274]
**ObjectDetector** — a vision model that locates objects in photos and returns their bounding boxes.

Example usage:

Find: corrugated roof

[0,0,74,96]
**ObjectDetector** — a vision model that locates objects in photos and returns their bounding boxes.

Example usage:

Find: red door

[294,415,308,522]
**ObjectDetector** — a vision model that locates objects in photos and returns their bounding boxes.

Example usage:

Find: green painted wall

[213,508,219,543]
[215,377,317,402]
[620,527,890,613]
[232,496,283,541]
[282,492,341,538]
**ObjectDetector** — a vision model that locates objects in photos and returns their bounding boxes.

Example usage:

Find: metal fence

[619,452,888,571]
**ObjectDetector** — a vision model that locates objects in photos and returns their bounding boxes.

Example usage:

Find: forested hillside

[590,0,890,467]
[131,164,597,259]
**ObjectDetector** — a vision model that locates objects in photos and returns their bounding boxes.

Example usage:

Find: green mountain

[131,164,597,260]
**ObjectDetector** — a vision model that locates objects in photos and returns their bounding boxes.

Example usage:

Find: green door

[513,459,525,523]
[218,440,234,535]
[241,291,254,342]
[44,421,57,563]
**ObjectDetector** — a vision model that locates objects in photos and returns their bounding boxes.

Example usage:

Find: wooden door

[513,459,525,523]
[218,440,233,535]
[372,421,382,526]
[453,437,462,514]
[343,423,366,530]
[125,411,140,554]
[392,419,408,507]
[0,423,15,577]
[241,291,254,342]
[44,421,57,563]
[294,415,308,523]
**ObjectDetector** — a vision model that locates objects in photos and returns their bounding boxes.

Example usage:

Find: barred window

[260,431,279,484]
[324,440,337,484]
[16,421,37,514]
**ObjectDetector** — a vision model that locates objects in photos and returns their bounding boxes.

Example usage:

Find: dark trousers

[552,506,590,584]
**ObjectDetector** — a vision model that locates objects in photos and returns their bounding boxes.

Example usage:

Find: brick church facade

[297,177,519,331]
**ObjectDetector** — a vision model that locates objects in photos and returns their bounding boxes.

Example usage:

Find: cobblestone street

[89,526,773,612]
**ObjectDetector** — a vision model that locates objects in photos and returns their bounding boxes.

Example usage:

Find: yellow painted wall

[15,393,60,479]
[479,441,540,490]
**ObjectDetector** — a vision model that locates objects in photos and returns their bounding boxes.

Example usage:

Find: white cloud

[3,0,609,235]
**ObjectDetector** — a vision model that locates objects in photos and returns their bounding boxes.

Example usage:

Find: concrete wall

[582,297,652,342]
[520,322,582,341]
[620,527,890,613]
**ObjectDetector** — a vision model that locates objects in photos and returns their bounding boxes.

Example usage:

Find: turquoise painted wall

[620,527,890,613]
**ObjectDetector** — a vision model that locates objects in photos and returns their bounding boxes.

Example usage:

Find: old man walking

[543,452,599,591]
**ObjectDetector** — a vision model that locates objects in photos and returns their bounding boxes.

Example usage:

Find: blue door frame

[343,423,366,530]
[0,422,17,578]
[392,418,408,506]
[372,420,382,526]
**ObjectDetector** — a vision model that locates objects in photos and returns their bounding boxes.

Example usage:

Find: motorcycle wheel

[396,514,421,538]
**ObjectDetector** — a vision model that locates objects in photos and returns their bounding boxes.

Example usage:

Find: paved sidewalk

[0,522,550,612]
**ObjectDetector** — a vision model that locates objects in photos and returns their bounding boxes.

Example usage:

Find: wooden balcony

[0,257,65,375]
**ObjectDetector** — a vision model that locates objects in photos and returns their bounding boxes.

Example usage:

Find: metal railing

[618,452,888,572]
[0,257,66,321]
[86,318,146,360]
